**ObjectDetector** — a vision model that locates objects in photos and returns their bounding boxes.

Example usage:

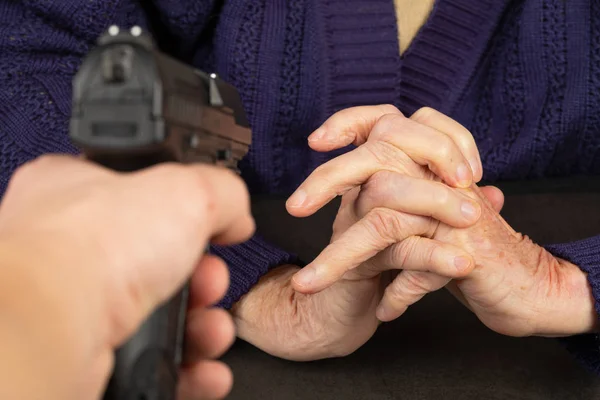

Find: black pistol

[69,25,252,400]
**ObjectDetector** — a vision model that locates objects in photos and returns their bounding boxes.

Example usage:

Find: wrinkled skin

[434,186,598,338]
[233,105,598,362]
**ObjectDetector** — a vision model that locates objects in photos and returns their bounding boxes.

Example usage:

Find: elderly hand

[434,186,599,337]
[287,106,599,339]
[239,105,491,359]
[0,156,254,400]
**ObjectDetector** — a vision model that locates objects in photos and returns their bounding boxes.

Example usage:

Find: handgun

[69,25,252,400]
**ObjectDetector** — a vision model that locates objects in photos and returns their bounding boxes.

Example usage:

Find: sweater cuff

[544,235,600,315]
[544,236,600,374]
[209,234,300,310]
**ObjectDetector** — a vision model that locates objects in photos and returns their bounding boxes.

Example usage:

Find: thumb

[479,185,504,213]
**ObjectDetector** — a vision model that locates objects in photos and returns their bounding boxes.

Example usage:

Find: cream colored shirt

[394,0,436,55]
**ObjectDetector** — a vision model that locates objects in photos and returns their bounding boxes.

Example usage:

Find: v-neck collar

[316,0,510,117]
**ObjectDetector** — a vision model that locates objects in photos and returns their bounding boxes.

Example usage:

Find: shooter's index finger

[135,163,255,247]
[183,164,255,245]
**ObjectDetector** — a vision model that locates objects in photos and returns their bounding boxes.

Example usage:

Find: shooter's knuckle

[13,155,56,181]
[158,163,212,222]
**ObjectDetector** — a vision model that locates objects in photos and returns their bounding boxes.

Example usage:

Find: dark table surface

[221,177,600,400]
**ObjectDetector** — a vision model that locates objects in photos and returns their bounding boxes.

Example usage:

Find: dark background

[222,176,600,400]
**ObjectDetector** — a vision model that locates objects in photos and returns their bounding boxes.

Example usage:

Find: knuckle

[365,208,402,243]
[424,243,441,267]
[402,272,432,296]
[157,164,213,222]
[375,113,407,140]
[359,171,394,208]
[370,169,397,186]
[386,280,408,303]
[410,106,438,125]
[451,121,475,142]
[30,154,57,167]
[10,163,35,185]
[355,187,377,219]
[432,184,451,208]
[361,140,399,166]
[11,156,55,184]
[389,238,416,269]
[321,120,352,142]
[457,127,476,144]
[378,104,401,115]
[434,138,454,162]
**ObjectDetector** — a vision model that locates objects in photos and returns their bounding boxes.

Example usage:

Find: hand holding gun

[69,25,251,400]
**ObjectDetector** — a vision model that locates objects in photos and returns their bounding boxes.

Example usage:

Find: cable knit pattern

[1,0,600,371]
[579,1,600,173]
[532,0,567,177]
[272,0,305,189]
[491,3,525,176]
[215,0,266,193]
[224,1,264,127]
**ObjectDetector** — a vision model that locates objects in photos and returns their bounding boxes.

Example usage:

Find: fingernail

[453,256,471,272]
[456,164,471,187]
[376,303,391,321]
[461,201,479,220]
[469,158,481,181]
[287,189,308,208]
[308,128,326,142]
[293,267,316,287]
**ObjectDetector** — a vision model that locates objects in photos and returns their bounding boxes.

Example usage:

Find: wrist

[231,264,348,361]
[0,239,75,399]
[0,236,106,400]
[532,257,600,337]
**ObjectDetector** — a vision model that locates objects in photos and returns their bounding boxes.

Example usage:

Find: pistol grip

[103,285,189,400]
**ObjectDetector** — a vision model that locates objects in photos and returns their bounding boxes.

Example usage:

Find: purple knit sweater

[1,0,599,371]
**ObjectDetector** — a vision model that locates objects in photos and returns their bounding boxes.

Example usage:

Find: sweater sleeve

[0,1,299,311]
[544,236,600,374]
[211,237,302,309]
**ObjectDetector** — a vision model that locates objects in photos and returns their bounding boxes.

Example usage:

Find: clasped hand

[286,105,598,340]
